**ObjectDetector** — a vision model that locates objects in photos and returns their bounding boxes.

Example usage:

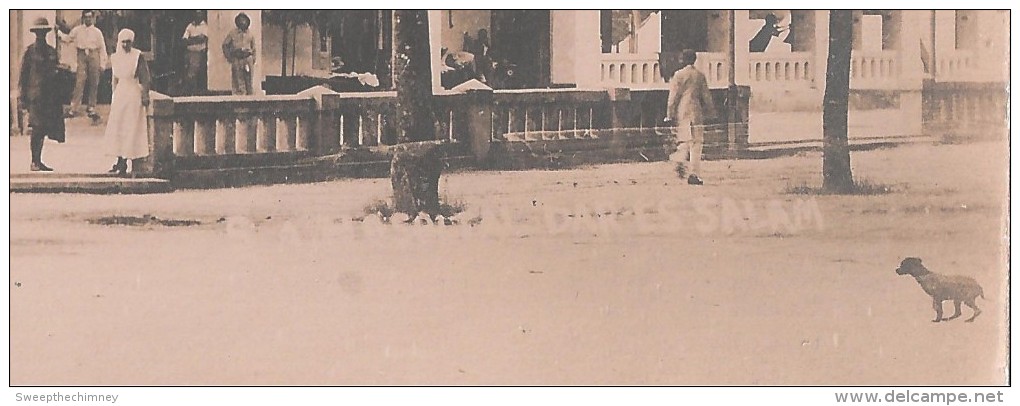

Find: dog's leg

[945,300,963,321]
[931,298,944,322]
[964,298,982,322]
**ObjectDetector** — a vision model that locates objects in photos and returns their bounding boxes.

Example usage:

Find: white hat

[29,17,52,32]
[118,28,135,43]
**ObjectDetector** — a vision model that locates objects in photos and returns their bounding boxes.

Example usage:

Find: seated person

[330,56,349,74]
[327,55,379,90]
[441,47,485,89]
[464,29,492,82]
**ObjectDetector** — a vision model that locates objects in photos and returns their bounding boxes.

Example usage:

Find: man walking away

[58,10,107,121]
[222,12,257,95]
[665,49,716,185]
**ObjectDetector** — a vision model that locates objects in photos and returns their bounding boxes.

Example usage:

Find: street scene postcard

[6,7,1012,402]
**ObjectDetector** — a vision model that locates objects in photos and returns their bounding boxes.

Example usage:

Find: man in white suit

[665,49,716,185]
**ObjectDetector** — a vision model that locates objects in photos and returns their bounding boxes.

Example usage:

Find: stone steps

[9,173,173,194]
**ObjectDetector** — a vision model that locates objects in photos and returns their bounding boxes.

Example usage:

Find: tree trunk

[392,10,435,143]
[822,10,854,193]
[391,143,444,217]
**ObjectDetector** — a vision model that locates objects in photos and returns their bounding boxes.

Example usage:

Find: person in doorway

[58,10,107,120]
[19,17,66,171]
[664,49,716,185]
[222,12,257,95]
[464,29,492,83]
[441,47,483,89]
[103,29,151,176]
[181,11,208,95]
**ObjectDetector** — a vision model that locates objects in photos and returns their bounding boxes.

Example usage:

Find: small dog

[896,257,985,323]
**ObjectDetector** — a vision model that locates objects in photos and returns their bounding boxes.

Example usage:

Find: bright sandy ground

[9,141,1009,385]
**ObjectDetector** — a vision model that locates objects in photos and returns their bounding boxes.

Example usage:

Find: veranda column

[732,10,751,85]
[813,10,830,91]
[427,10,444,94]
[897,10,925,134]
[550,10,601,88]
[726,10,739,150]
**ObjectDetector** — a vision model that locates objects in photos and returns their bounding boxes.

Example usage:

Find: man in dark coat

[19,17,66,171]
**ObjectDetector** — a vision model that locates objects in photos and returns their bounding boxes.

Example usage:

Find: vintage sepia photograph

[6,5,1012,403]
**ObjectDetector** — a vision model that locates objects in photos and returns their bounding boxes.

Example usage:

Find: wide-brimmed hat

[29,17,52,32]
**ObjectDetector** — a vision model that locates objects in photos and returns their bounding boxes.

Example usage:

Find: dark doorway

[660,10,708,53]
[325,10,393,89]
[93,10,203,96]
[151,10,206,95]
[491,10,550,89]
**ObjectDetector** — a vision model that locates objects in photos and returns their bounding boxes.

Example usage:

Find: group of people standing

[20,11,713,185]
[19,13,149,174]
[17,11,258,174]
[179,11,258,96]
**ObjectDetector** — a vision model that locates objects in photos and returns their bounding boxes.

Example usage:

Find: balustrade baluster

[357,114,367,146]
[297,113,313,151]
[257,114,277,152]
[492,105,508,141]
[277,115,297,152]
[195,117,216,155]
[448,109,455,142]
[236,114,257,153]
[339,114,348,147]
[375,112,384,145]
[215,117,236,155]
[173,118,195,156]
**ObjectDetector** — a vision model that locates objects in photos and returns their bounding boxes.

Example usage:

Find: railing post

[607,88,632,155]
[607,87,632,135]
[138,91,174,178]
[726,85,740,152]
[314,92,342,154]
[464,89,493,163]
[729,85,750,150]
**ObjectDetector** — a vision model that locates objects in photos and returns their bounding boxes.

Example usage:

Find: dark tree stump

[391,143,444,217]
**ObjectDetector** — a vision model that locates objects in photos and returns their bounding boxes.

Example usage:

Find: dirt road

[9,141,1009,385]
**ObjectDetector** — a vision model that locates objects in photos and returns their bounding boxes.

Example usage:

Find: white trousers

[670,120,704,176]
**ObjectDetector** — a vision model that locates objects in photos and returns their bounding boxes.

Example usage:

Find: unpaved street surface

[9,141,1009,385]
